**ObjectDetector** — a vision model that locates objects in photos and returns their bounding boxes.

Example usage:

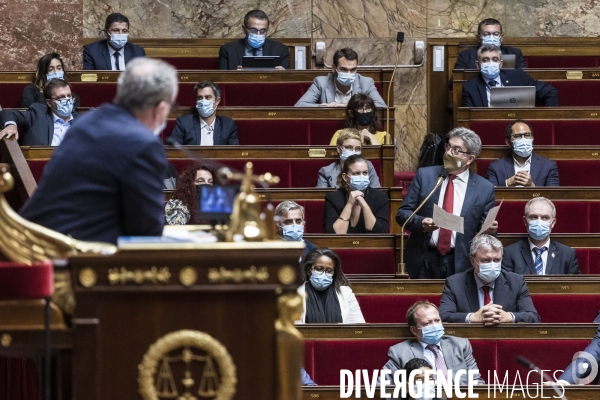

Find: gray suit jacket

[316,160,381,188]
[295,73,387,107]
[381,336,484,385]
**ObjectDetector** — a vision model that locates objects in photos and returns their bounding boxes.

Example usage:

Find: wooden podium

[69,242,305,400]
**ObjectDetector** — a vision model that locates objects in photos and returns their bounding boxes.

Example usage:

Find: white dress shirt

[200,118,215,146]
[335,85,352,104]
[109,46,125,71]
[507,155,532,187]
[430,169,469,248]
[466,273,515,323]
[485,75,503,106]
[529,237,551,274]
[50,112,73,146]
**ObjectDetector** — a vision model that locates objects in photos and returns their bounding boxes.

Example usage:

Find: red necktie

[483,286,491,305]
[437,175,456,255]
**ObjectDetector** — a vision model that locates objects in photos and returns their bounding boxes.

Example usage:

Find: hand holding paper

[478,200,503,235]
[433,204,464,234]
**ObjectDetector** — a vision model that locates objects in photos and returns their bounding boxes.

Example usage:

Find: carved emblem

[277,265,296,285]
[138,330,236,400]
[207,266,269,284]
[79,267,97,288]
[108,267,171,285]
[179,267,198,287]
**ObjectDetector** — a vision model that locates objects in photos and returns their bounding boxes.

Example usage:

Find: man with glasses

[217,9,290,70]
[462,44,558,107]
[485,120,559,187]
[0,79,79,145]
[397,127,496,279]
[83,13,146,70]
[295,48,387,107]
[502,197,580,275]
[454,18,526,70]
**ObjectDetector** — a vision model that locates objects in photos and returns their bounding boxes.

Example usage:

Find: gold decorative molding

[277,265,297,285]
[108,267,171,285]
[1,334,11,347]
[179,267,198,287]
[79,267,97,288]
[138,329,237,400]
[275,293,304,400]
[207,266,269,284]
[307,149,326,157]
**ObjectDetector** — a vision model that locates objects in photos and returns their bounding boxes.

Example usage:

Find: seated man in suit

[275,201,316,259]
[380,300,484,385]
[295,47,387,108]
[0,79,79,146]
[218,9,290,70]
[439,234,541,324]
[462,44,558,108]
[502,197,580,275]
[558,324,600,385]
[454,18,526,69]
[485,119,559,187]
[396,127,497,279]
[83,13,146,70]
[168,81,238,146]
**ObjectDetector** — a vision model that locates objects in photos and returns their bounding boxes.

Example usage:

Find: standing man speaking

[19,58,177,244]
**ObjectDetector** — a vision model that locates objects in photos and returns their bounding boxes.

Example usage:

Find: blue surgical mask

[336,71,356,87]
[46,71,64,81]
[476,261,501,284]
[340,149,360,161]
[309,270,333,291]
[512,138,533,157]
[196,99,215,118]
[109,33,128,50]
[281,224,304,241]
[420,323,444,345]
[412,381,437,400]
[53,98,73,118]
[247,33,265,49]
[480,62,500,80]
[349,175,369,192]
[481,35,501,48]
[528,219,551,240]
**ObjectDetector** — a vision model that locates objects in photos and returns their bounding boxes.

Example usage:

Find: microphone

[397,171,447,277]
[516,356,568,400]
[385,31,404,145]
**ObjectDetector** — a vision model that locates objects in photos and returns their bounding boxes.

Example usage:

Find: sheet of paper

[433,204,464,234]
[477,199,503,235]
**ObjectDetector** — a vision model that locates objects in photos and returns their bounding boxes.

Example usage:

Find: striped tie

[426,344,448,379]
[533,247,547,275]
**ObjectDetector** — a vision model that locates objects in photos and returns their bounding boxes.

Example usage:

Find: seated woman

[164,162,217,225]
[297,248,365,324]
[324,154,389,234]
[316,128,381,188]
[329,93,387,145]
[21,53,81,108]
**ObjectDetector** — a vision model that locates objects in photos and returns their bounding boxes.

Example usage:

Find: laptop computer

[242,56,281,70]
[490,86,536,108]
[500,54,516,69]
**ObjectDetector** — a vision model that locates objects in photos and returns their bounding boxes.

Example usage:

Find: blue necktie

[533,247,547,275]
[488,80,497,87]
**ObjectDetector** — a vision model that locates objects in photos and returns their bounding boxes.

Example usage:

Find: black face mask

[353,111,374,126]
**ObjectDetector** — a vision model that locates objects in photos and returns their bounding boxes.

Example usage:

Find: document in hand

[477,199,503,235]
[433,204,464,234]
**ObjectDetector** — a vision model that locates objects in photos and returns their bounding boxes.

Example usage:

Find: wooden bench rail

[457,106,600,125]
[479,146,600,160]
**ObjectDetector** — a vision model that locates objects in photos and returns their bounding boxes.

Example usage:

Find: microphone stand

[396,174,446,277]
[516,356,568,400]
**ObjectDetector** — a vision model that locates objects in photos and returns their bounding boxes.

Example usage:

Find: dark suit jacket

[559,325,600,384]
[501,238,580,275]
[21,84,81,109]
[454,45,526,69]
[83,40,146,70]
[439,269,541,323]
[485,154,559,187]
[217,38,290,70]
[324,188,389,234]
[1,103,80,146]
[396,166,496,278]
[462,69,559,107]
[167,114,239,145]
[19,103,166,244]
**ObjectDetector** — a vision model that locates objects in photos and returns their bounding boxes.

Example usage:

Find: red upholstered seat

[525,56,599,69]
[304,202,326,233]
[0,261,53,300]
[220,83,311,107]
[0,83,29,108]
[356,295,441,323]
[576,249,590,274]
[309,120,346,145]
[470,340,498,379]
[555,161,600,186]
[531,294,600,323]
[475,159,492,178]
[497,201,591,233]
[394,172,416,195]
[236,120,310,145]
[553,121,600,145]
[336,249,395,275]
[548,81,600,106]
[587,249,600,274]
[70,83,116,108]
[28,160,47,182]
[471,120,554,146]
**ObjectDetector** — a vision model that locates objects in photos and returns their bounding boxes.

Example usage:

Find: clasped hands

[469,302,513,326]
[507,171,535,187]
[347,190,367,208]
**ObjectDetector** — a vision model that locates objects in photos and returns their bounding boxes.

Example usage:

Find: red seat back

[531,294,600,323]
[0,261,53,299]
[497,201,591,233]
[356,295,441,323]
[525,56,599,68]
[471,120,554,146]
[336,249,395,275]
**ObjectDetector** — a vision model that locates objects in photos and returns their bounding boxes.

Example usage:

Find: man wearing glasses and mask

[397,127,497,279]
[485,120,559,187]
[217,9,290,70]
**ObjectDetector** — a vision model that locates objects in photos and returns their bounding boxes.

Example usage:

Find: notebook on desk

[490,86,536,108]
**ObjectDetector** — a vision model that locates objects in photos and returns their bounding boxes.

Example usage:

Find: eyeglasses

[480,31,502,37]
[343,145,361,152]
[245,27,267,35]
[511,132,533,140]
[356,108,373,113]
[51,95,73,101]
[313,266,334,275]
[444,143,470,156]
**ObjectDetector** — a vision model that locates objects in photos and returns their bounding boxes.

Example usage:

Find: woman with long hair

[328,93,386,145]
[21,53,81,108]
[297,248,364,324]
[164,162,218,225]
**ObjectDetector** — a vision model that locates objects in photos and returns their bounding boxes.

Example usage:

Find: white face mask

[476,261,501,283]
